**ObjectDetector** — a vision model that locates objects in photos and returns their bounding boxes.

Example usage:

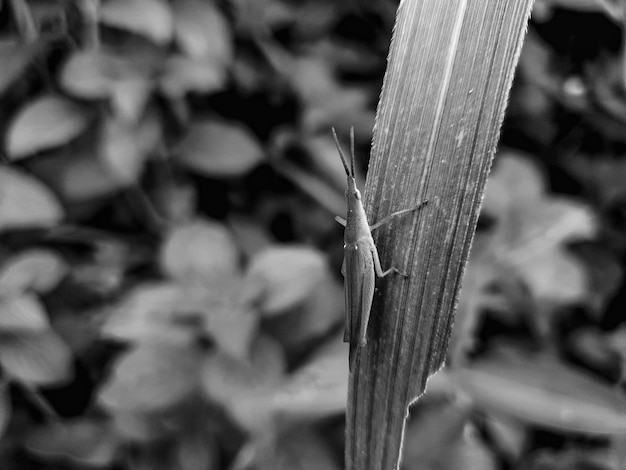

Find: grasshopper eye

[354,190,361,200]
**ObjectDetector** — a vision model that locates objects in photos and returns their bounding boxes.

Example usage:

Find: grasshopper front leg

[336,201,427,232]
[369,201,428,232]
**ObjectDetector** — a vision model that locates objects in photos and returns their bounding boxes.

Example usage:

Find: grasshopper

[332,128,426,348]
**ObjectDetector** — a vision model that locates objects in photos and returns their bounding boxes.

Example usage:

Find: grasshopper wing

[343,241,376,346]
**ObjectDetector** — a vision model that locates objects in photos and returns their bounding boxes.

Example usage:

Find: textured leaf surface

[346,2,534,469]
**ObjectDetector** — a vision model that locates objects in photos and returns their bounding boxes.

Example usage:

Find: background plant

[0,1,626,470]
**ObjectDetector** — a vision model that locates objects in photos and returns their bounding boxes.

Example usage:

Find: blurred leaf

[270,131,347,217]
[461,242,533,324]
[305,85,374,135]
[201,336,285,400]
[0,330,74,386]
[110,78,154,122]
[60,49,154,122]
[26,1,69,38]
[0,294,49,333]
[103,280,258,357]
[511,36,558,143]
[160,219,240,283]
[255,428,341,470]
[159,55,227,97]
[288,56,374,133]
[200,335,285,430]
[99,114,160,185]
[152,178,197,224]
[9,0,38,41]
[102,282,212,343]
[525,447,622,470]
[242,246,328,316]
[24,419,119,467]
[289,56,335,106]
[608,327,626,382]
[583,55,626,138]
[230,0,294,32]
[483,152,597,306]
[442,427,497,470]
[0,380,10,440]
[272,335,348,420]
[202,280,259,360]
[263,275,343,351]
[60,49,152,99]
[573,243,623,316]
[175,120,264,177]
[402,398,471,469]
[175,431,218,470]
[611,435,626,469]
[111,411,170,442]
[100,0,173,45]
[120,449,174,470]
[453,348,626,434]
[534,0,614,15]
[483,152,544,215]
[483,415,527,461]
[0,165,64,230]
[52,309,103,356]
[302,134,352,192]
[228,215,274,258]
[173,0,232,61]
[0,250,68,297]
[0,40,42,95]
[402,404,494,470]
[35,148,126,203]
[568,328,620,375]
[99,340,202,412]
[5,95,91,159]
[564,154,626,210]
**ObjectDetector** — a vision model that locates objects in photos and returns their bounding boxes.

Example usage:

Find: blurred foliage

[0,0,626,469]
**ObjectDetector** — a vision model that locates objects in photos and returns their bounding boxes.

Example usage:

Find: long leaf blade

[346,2,535,469]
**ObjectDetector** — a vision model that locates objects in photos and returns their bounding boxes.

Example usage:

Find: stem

[9,0,38,42]
[22,384,61,422]
[76,0,101,49]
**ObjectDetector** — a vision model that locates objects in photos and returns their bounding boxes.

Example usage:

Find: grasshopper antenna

[349,126,356,178]
[332,127,352,177]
